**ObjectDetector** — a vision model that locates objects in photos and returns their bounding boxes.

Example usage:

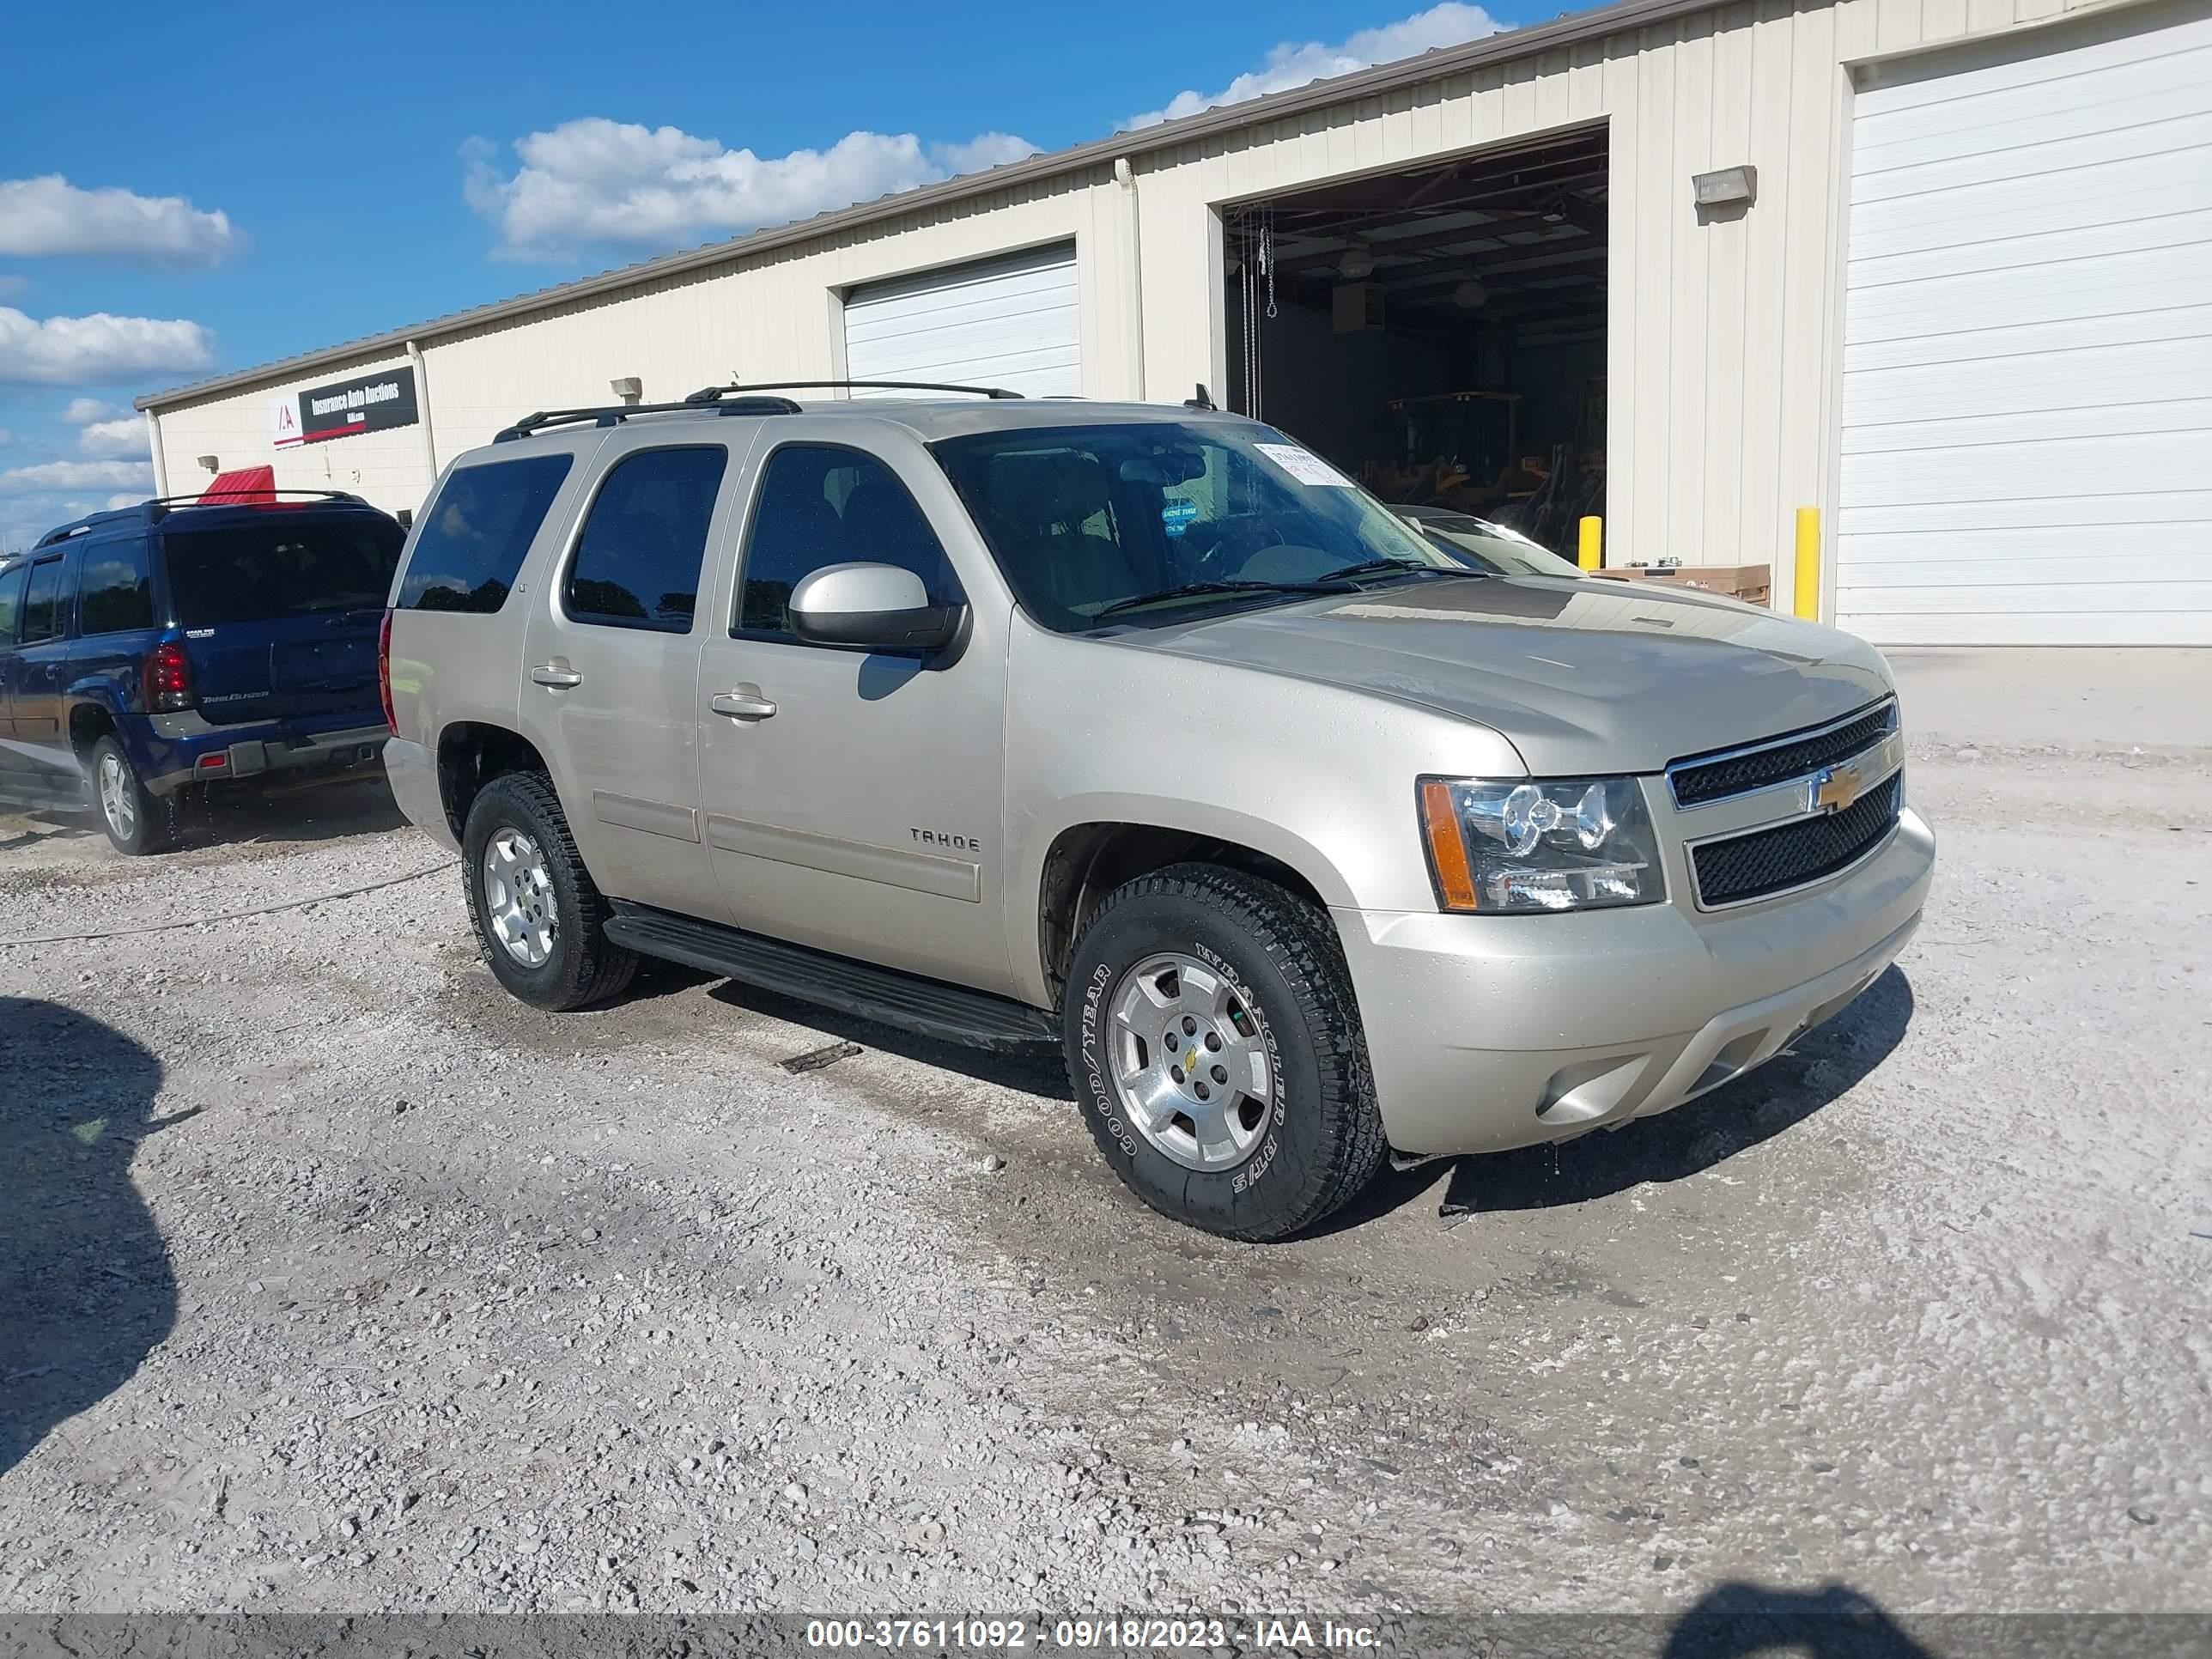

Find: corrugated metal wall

[150,167,1129,522]
[150,0,2125,606]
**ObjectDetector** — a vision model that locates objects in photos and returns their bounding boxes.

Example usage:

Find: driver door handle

[709,686,777,720]
[530,663,584,689]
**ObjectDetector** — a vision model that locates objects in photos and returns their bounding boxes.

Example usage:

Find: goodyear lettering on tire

[1079,963,1136,1157]
[1193,939,1286,1191]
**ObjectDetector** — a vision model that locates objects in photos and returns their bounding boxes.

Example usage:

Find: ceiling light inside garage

[1454,278,1489,309]
[1339,246,1376,280]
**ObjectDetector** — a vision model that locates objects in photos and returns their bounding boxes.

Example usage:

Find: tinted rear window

[401,455,573,613]
[20,557,71,643]
[164,519,403,629]
[565,446,726,632]
[77,538,156,635]
[0,564,25,643]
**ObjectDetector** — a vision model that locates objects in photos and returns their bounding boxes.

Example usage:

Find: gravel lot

[2,666,2206,1624]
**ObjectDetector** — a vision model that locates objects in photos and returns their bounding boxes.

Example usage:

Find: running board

[604,902,1060,1054]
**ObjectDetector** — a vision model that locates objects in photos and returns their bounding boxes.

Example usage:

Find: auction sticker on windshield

[1254,442,1356,488]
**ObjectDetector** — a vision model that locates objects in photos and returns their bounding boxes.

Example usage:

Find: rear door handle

[708,687,777,720]
[530,663,583,689]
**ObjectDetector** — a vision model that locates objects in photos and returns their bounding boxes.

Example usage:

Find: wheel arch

[435,720,550,844]
[66,696,121,760]
[1028,802,1353,1006]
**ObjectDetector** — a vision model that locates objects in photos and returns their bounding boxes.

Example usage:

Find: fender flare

[1012,793,1364,1006]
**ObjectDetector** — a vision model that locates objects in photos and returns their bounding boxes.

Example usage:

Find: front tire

[91,734,170,855]
[1062,863,1387,1240]
[461,771,638,1011]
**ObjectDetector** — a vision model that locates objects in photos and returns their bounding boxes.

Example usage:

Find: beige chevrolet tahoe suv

[380,382,1934,1241]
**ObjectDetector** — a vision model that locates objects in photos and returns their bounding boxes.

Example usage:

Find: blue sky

[0,0,1527,550]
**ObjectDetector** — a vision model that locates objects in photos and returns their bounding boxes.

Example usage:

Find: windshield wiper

[1092,578,1352,621]
[1311,557,1486,584]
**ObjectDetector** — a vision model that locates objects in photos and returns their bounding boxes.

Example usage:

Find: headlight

[1418,775,1665,913]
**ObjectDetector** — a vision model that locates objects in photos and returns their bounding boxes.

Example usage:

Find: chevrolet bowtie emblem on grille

[1810,760,1867,814]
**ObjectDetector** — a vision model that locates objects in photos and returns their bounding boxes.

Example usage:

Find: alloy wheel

[1107,951,1273,1171]
[99,751,136,841]
[483,828,558,967]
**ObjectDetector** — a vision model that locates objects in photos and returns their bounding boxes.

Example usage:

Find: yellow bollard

[1577,516,1602,572]
[1793,507,1821,621]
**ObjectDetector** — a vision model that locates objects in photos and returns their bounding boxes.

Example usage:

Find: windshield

[163,516,402,629]
[931,421,1465,631]
[1403,512,1583,580]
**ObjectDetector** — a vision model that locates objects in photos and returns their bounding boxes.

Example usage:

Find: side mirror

[788,562,963,653]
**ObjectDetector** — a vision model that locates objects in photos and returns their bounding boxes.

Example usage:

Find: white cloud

[106,493,141,510]
[0,307,214,385]
[465,118,1039,258]
[1125,3,1506,129]
[0,458,155,495]
[930,133,1042,177]
[62,396,116,424]
[79,416,150,459]
[0,175,239,267]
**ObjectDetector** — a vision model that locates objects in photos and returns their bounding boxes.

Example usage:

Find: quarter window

[738,444,958,638]
[76,539,157,635]
[19,557,71,644]
[565,447,727,633]
[400,453,573,613]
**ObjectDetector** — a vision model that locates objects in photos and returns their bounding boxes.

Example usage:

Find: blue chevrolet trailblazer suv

[0,490,404,853]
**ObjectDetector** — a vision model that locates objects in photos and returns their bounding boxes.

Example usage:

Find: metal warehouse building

[138,0,2211,645]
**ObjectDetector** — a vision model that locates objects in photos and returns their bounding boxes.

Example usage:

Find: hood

[1122,575,1893,775]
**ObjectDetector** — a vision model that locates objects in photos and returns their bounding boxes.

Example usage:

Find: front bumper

[1334,803,1935,1156]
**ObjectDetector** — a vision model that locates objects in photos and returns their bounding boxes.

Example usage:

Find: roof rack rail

[493,395,803,443]
[145,489,368,521]
[682,380,1024,404]
[149,489,362,507]
[24,489,370,545]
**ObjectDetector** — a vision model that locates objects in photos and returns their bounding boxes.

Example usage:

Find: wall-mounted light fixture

[610,376,642,405]
[196,454,220,474]
[1692,165,1758,209]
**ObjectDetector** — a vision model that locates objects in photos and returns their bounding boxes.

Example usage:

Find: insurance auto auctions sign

[295,365,419,444]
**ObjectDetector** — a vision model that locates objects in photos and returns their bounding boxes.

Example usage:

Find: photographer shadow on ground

[1665,1581,1937,1658]
[0,997,185,1477]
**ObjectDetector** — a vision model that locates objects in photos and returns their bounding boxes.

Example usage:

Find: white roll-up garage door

[1836,6,2212,644]
[842,244,1079,398]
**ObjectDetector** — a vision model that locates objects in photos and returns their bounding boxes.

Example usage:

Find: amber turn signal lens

[1419,778,1479,911]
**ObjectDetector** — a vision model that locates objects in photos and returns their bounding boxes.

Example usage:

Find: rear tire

[91,734,171,855]
[1062,863,1386,1241]
[462,770,638,1011]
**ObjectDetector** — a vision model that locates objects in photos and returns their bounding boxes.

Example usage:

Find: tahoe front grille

[1692,775,1904,907]
[1669,700,1899,807]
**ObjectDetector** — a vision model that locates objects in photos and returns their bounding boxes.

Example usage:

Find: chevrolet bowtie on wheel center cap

[1109,951,1272,1171]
